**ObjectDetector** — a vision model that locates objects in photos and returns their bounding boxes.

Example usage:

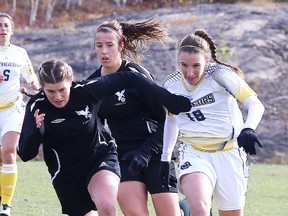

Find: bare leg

[88,170,120,216]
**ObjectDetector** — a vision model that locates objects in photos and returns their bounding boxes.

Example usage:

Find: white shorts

[177,143,249,210]
[0,100,25,142]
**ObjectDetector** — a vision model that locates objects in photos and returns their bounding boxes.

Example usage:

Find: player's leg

[177,144,215,216]
[151,192,181,216]
[0,131,19,215]
[179,198,213,216]
[118,181,149,216]
[88,169,120,216]
[148,162,181,216]
[0,102,25,214]
[117,161,149,216]
[181,173,213,216]
[213,149,248,216]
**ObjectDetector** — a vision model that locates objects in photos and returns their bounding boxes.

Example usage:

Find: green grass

[10,161,288,215]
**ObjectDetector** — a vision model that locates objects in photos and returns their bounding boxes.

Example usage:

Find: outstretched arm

[83,71,191,114]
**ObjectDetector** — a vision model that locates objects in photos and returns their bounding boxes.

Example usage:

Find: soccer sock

[1,164,18,206]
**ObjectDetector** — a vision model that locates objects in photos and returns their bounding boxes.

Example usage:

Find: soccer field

[11,161,288,215]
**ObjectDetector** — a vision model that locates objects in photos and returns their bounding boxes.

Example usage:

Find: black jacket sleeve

[83,70,191,115]
[17,99,43,162]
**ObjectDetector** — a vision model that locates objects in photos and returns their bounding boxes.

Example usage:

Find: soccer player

[0,12,39,215]
[160,29,265,216]
[87,18,182,216]
[17,59,191,215]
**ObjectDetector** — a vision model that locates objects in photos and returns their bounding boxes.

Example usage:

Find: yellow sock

[1,164,17,206]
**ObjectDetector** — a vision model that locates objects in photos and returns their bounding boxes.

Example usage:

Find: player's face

[179,51,208,85]
[0,16,13,46]
[42,79,72,108]
[94,31,124,73]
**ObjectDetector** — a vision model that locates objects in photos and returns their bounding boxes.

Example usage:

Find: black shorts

[53,144,120,216]
[120,161,178,194]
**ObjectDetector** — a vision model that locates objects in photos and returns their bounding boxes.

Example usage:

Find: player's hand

[34,109,45,128]
[29,80,40,91]
[237,128,263,155]
[121,149,150,176]
[159,161,177,190]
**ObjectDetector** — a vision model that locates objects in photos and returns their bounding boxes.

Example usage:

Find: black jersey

[88,60,167,161]
[18,70,191,184]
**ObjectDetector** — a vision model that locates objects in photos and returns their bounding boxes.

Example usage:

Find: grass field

[10,161,288,216]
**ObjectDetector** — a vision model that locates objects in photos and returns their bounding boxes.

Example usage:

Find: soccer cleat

[0,204,11,216]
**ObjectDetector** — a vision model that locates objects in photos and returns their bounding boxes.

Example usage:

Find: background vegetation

[1,0,287,30]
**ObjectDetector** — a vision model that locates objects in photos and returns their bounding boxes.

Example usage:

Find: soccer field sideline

[12,161,288,215]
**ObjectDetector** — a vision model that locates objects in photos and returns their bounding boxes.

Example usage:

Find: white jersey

[0,44,37,110]
[164,63,257,152]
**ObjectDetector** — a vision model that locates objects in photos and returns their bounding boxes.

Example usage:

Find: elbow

[17,144,39,162]
[258,100,265,117]
[17,151,34,162]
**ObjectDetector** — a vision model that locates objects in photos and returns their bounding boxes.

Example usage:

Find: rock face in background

[16,3,288,163]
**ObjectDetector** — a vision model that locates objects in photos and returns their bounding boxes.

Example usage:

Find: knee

[190,201,211,216]
[96,201,116,216]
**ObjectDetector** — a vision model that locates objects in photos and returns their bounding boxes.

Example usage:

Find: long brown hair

[95,17,169,63]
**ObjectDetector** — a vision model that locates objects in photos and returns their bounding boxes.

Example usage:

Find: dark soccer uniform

[18,71,191,215]
[88,60,178,194]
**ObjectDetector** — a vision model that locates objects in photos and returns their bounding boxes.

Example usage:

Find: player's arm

[213,67,265,154]
[161,114,179,162]
[82,70,192,115]
[17,100,43,162]
[213,68,265,129]
[160,114,179,189]
[20,49,40,91]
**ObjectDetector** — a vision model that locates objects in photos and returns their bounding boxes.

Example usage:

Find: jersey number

[186,109,205,121]
[3,70,10,81]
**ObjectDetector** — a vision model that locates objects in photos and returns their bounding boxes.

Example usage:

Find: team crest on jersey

[51,118,65,123]
[115,90,126,105]
[75,105,92,119]
[180,161,192,170]
[191,93,215,107]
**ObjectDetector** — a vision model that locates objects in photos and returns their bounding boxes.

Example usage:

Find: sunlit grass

[11,161,288,215]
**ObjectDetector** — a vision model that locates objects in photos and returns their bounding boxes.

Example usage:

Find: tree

[45,0,58,23]
[29,0,40,26]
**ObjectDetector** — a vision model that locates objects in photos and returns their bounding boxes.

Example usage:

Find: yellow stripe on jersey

[0,101,15,111]
[232,80,257,103]
[180,139,234,152]
[179,128,234,152]
[210,64,258,103]
[167,111,174,117]
[180,73,204,92]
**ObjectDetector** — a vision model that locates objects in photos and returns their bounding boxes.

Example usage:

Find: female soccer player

[160,29,265,216]
[17,59,191,216]
[88,18,182,216]
[0,12,39,215]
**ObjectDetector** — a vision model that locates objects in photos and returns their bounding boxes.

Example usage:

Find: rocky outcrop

[16,3,288,163]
